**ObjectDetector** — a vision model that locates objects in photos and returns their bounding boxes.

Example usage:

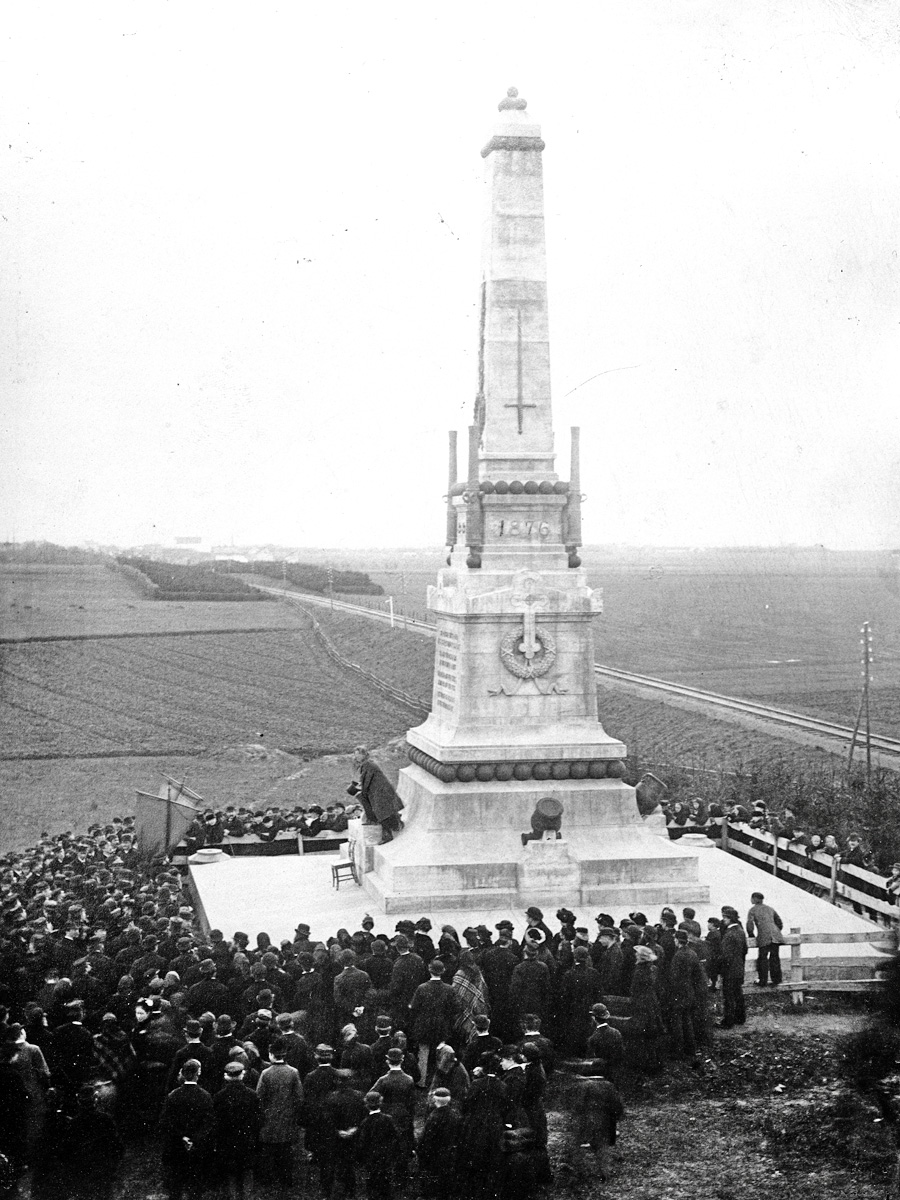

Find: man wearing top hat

[350,747,405,843]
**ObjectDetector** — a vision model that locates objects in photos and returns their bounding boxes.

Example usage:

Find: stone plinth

[517,839,581,907]
[362,766,710,913]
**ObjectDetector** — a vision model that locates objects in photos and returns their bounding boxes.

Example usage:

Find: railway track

[258,585,900,760]
[593,665,900,759]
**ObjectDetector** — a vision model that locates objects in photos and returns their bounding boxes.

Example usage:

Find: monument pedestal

[362,766,710,913]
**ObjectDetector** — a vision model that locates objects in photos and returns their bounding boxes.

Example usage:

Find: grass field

[0,563,304,639]
[0,625,414,757]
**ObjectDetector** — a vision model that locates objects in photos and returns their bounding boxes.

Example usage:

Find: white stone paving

[189,839,887,979]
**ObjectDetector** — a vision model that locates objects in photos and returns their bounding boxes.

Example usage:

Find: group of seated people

[183,802,361,852]
[664,797,873,865]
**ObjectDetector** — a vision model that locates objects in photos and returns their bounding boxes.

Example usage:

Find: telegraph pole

[847,621,874,784]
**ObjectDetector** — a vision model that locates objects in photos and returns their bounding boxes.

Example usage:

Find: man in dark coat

[586,1004,624,1084]
[186,960,230,1018]
[158,1058,215,1200]
[509,945,551,1028]
[669,931,704,1056]
[719,907,748,1029]
[409,960,460,1085]
[351,747,405,841]
[417,1086,463,1199]
[302,1044,343,1193]
[388,936,428,1032]
[568,1071,624,1182]
[462,1014,503,1074]
[372,1047,416,1179]
[52,1001,96,1108]
[212,1061,261,1199]
[167,1019,212,1094]
[333,950,372,1030]
[479,934,518,1042]
[460,1057,508,1200]
[592,928,624,995]
[356,1091,402,1200]
[323,1075,367,1198]
[559,948,603,1054]
[360,940,394,991]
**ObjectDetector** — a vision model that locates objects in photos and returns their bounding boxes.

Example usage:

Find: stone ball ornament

[404,745,629,786]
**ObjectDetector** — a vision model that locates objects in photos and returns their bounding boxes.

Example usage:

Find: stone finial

[498,87,527,112]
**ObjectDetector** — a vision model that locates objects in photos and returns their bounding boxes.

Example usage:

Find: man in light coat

[746,891,785,987]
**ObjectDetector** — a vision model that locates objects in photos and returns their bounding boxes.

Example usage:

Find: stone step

[580,882,711,907]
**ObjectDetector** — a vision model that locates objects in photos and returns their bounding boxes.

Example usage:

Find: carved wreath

[499,627,556,678]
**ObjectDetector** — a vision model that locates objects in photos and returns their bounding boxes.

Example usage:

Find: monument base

[362,765,710,913]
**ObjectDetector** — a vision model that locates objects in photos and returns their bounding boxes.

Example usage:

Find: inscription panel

[435,628,460,711]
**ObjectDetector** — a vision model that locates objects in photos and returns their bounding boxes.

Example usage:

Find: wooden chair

[331,860,358,889]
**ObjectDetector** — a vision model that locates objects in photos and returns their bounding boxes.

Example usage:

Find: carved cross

[504,308,537,434]
[510,574,549,661]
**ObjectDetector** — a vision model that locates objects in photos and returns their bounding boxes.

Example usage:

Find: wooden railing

[759,926,897,1004]
[672,819,899,926]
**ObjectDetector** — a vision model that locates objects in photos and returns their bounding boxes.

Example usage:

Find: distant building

[164,534,212,556]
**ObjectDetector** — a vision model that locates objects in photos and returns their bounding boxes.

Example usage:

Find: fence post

[772,834,778,879]
[829,856,838,905]
[789,926,804,1006]
[721,818,729,853]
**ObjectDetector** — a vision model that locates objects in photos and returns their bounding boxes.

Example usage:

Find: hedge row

[116,557,263,600]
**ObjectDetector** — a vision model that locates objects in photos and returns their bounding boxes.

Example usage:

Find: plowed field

[0,629,415,757]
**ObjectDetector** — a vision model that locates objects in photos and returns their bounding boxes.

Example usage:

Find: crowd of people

[0,804,789,1200]
[665,797,872,862]
[182,748,406,857]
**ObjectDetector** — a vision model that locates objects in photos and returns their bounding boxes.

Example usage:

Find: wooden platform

[187,838,888,980]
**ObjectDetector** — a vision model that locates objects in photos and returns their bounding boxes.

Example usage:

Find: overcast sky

[2,1,899,551]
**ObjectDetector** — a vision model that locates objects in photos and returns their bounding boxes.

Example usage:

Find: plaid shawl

[451,964,490,1036]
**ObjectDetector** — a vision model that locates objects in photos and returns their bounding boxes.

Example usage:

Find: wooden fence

[717,821,898,925]
[759,926,897,1004]
[668,820,899,926]
[300,606,430,719]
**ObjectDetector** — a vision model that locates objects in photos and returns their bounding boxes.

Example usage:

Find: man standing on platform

[350,747,405,843]
[746,892,784,988]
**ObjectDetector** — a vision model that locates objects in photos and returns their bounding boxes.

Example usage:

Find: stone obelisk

[363,89,707,913]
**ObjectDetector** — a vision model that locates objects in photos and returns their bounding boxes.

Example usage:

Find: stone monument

[363,88,709,913]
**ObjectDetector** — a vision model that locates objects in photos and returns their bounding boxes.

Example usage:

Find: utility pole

[847,621,874,785]
[327,564,334,611]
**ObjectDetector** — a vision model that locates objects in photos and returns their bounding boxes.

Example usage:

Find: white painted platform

[188,840,886,979]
